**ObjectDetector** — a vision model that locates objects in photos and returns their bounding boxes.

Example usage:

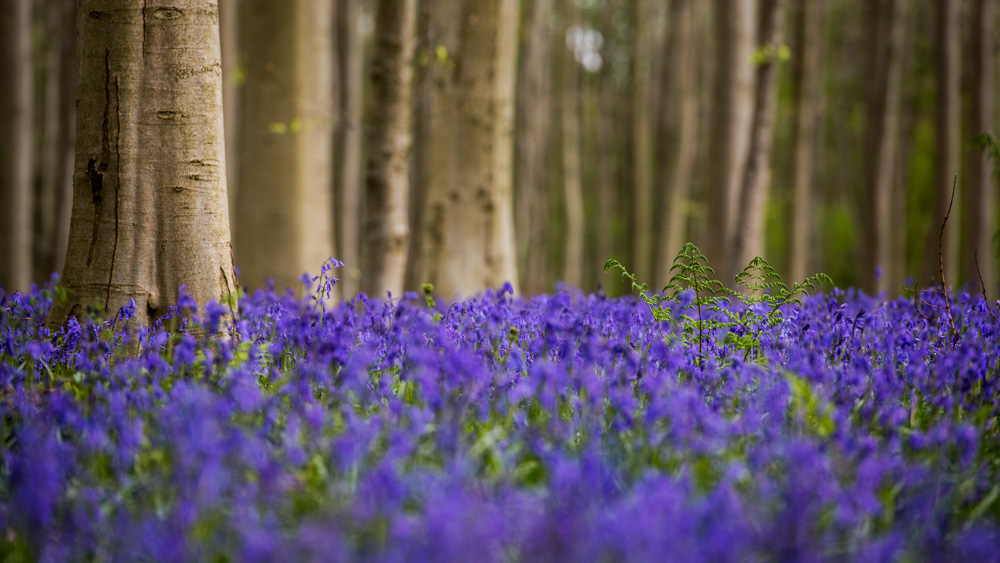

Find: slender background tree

[364,0,417,298]
[0,0,33,293]
[235,0,336,294]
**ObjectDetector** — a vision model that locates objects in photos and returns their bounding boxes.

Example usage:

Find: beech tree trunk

[415,0,462,289]
[595,74,620,294]
[236,0,336,293]
[336,0,365,297]
[219,0,239,218]
[963,0,996,296]
[47,0,237,328]
[787,0,822,284]
[925,0,960,286]
[0,0,32,292]
[515,0,552,295]
[561,2,584,289]
[629,0,657,282]
[38,0,78,280]
[862,0,905,295]
[364,0,417,298]
[707,0,756,284]
[431,0,520,297]
[730,0,784,279]
[656,0,702,284]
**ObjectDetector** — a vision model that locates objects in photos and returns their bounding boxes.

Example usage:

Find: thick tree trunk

[963,0,996,296]
[38,0,78,280]
[236,0,335,293]
[707,0,756,284]
[561,2,584,289]
[47,0,237,328]
[433,0,520,297]
[730,0,784,279]
[336,0,365,297]
[656,0,702,284]
[515,0,552,295]
[364,0,417,298]
[0,0,32,292]
[415,0,462,289]
[787,0,822,284]
[219,0,239,221]
[862,0,905,295]
[925,0,960,286]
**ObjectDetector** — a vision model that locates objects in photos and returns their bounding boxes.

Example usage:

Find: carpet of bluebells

[2,264,1000,561]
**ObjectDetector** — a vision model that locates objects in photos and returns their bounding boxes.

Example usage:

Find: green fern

[663,243,735,365]
[607,243,832,367]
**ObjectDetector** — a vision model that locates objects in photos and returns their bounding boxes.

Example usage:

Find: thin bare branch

[975,248,998,323]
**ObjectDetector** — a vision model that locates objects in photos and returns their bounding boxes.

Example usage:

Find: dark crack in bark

[86,49,113,267]
[106,74,122,312]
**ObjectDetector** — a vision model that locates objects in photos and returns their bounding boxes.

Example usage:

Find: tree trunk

[595,74,620,294]
[925,0,960,287]
[730,0,783,279]
[415,0,462,290]
[787,0,822,284]
[964,0,996,296]
[862,0,905,295]
[656,0,703,284]
[47,0,237,328]
[38,0,78,281]
[364,0,417,298]
[561,2,584,289]
[336,0,365,297]
[629,0,659,282]
[236,0,336,293]
[707,0,756,284]
[0,0,32,292]
[219,0,239,223]
[515,0,552,295]
[433,0,520,297]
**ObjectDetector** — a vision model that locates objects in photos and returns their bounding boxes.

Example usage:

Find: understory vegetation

[1,253,999,560]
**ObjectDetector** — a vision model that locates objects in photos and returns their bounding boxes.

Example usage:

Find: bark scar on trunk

[154,7,184,20]
[86,49,113,267]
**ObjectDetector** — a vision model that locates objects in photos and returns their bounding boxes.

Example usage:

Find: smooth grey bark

[219,0,239,222]
[787,0,822,284]
[336,0,365,297]
[0,0,32,292]
[963,0,996,296]
[364,0,417,298]
[707,0,756,284]
[236,0,336,294]
[432,0,520,297]
[515,0,552,295]
[730,0,784,279]
[862,0,905,295]
[38,0,78,280]
[48,0,237,328]
[656,0,703,284]
[415,0,462,289]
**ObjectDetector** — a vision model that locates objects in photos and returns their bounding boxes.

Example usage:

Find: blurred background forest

[1,0,998,301]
